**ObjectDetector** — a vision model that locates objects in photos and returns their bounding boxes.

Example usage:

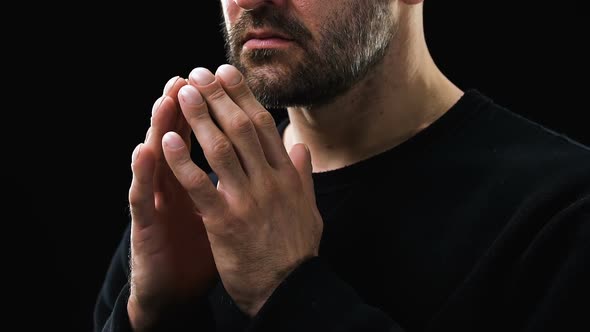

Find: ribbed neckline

[275,89,494,189]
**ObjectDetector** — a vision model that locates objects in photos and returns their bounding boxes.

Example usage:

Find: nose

[233,0,281,11]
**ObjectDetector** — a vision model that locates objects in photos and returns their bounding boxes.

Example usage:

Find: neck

[283,7,463,173]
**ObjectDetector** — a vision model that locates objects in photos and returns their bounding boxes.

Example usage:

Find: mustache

[229,8,313,46]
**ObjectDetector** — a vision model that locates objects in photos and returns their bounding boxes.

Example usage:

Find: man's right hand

[126,76,218,331]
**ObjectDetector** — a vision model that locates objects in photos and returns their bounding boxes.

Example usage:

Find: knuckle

[207,88,227,102]
[222,207,253,234]
[230,113,254,135]
[257,175,280,198]
[128,191,149,213]
[231,86,251,102]
[252,111,275,129]
[209,136,234,160]
[128,204,142,219]
[186,104,210,122]
[261,175,278,190]
[185,171,210,190]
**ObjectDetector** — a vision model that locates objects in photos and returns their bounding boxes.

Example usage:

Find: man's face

[220,0,396,109]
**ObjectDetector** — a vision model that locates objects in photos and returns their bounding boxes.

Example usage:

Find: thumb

[289,143,315,201]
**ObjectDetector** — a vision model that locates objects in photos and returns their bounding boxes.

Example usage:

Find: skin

[127,77,218,330]
[126,0,463,330]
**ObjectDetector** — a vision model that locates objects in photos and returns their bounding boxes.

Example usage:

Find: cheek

[295,0,316,20]
[298,0,332,15]
[295,1,330,30]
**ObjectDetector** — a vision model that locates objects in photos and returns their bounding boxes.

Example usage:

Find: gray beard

[223,0,396,109]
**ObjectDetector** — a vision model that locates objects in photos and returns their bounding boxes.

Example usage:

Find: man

[94,0,590,331]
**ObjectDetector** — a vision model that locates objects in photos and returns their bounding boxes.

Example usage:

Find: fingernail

[163,76,181,95]
[216,64,242,86]
[152,96,165,115]
[162,132,184,149]
[179,85,203,105]
[189,67,215,86]
[132,143,142,163]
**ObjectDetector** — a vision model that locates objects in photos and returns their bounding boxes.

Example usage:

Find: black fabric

[94,90,590,331]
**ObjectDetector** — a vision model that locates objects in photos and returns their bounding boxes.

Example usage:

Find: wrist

[231,275,284,317]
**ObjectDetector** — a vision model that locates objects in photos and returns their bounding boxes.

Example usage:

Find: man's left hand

[161,64,324,317]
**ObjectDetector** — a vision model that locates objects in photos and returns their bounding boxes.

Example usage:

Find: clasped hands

[126,64,323,329]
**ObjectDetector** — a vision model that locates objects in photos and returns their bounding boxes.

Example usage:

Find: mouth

[242,30,296,50]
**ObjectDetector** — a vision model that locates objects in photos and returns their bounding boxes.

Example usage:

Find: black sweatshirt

[94,90,590,332]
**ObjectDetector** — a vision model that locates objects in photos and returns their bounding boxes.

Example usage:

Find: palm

[130,95,218,308]
[132,161,217,304]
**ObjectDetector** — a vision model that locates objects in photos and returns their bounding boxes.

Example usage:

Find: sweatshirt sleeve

[245,256,406,332]
[506,193,590,331]
[503,167,590,331]
[93,225,133,332]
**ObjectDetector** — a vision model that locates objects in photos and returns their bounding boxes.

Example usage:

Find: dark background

[26,1,585,331]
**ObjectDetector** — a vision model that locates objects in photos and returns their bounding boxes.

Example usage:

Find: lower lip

[243,38,294,50]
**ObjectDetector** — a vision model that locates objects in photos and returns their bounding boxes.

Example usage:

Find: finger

[144,127,152,144]
[143,77,189,194]
[161,131,226,218]
[177,84,248,191]
[163,75,186,99]
[163,76,192,146]
[147,76,187,151]
[288,143,316,202]
[129,143,157,228]
[146,95,181,192]
[216,64,290,169]
[175,107,193,148]
[188,67,269,176]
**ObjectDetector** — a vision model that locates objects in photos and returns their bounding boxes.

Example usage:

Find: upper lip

[243,30,294,42]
